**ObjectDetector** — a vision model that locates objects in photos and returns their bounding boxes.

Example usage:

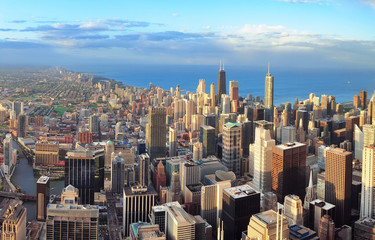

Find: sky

[0,0,374,69]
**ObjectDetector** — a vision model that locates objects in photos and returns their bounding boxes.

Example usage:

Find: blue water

[63,64,375,106]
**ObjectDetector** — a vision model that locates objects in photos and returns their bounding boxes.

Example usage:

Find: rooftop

[276,142,306,150]
[224,184,258,199]
[37,176,49,184]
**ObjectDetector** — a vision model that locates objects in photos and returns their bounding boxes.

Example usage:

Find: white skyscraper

[221,94,230,114]
[250,127,275,193]
[361,145,375,219]
[363,124,375,147]
[281,126,296,144]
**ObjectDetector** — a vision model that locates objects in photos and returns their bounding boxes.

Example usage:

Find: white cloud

[172,13,179,17]
[360,0,375,9]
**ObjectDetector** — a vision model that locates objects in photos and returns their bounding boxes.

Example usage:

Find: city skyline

[0,0,374,68]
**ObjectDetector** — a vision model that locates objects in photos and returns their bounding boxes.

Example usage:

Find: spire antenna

[223,59,225,71]
[220,59,222,71]
[268,61,270,74]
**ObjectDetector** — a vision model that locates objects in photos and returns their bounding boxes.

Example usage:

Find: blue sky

[0,0,374,68]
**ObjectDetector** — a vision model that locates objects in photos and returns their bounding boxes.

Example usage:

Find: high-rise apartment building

[37,176,50,221]
[250,127,275,193]
[46,204,99,240]
[123,185,157,236]
[222,122,241,176]
[222,184,260,240]
[146,107,167,160]
[3,133,13,175]
[272,142,307,202]
[324,148,352,227]
[89,114,100,134]
[264,65,274,122]
[361,144,375,219]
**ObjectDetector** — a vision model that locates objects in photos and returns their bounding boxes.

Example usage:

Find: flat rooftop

[224,184,258,199]
[37,176,49,184]
[276,142,306,150]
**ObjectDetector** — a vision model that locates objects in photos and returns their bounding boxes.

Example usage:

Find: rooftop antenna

[268,61,270,74]
[223,59,225,71]
[220,59,222,71]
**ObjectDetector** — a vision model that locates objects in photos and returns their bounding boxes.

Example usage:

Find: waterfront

[11,147,64,221]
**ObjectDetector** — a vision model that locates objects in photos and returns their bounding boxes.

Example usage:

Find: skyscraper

[123,186,157,236]
[363,124,375,147]
[146,107,167,160]
[229,80,239,101]
[217,60,226,104]
[272,142,307,202]
[264,63,274,122]
[361,144,375,219]
[17,114,26,138]
[164,202,196,240]
[250,127,275,193]
[200,125,216,157]
[222,184,260,240]
[105,140,115,168]
[36,176,50,221]
[360,90,367,109]
[324,148,352,227]
[111,154,125,194]
[3,134,13,175]
[139,153,150,186]
[155,161,167,197]
[222,122,241,176]
[65,149,104,205]
[12,101,23,116]
[283,194,304,226]
[210,83,216,108]
[169,127,177,157]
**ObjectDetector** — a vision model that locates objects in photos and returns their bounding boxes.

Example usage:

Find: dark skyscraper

[36,176,50,221]
[264,63,274,122]
[200,125,216,157]
[217,60,226,104]
[65,149,104,205]
[17,114,26,138]
[360,90,367,109]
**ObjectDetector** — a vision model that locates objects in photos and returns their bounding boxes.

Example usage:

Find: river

[11,148,65,221]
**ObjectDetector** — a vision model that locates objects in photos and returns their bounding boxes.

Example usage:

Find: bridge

[0,191,36,201]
